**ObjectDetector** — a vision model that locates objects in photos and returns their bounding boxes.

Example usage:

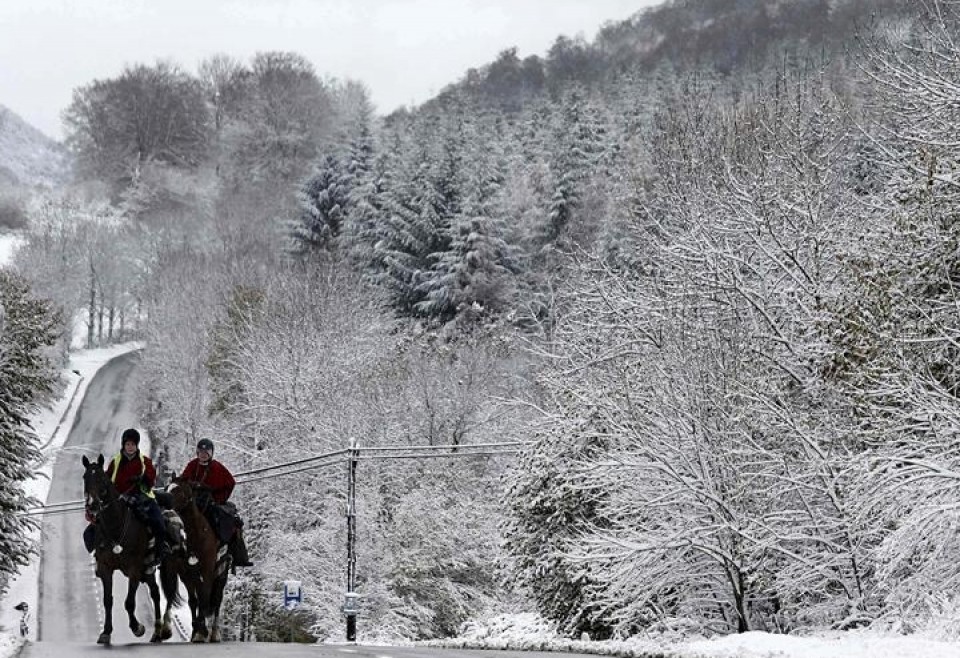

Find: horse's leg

[190,559,220,643]
[208,572,228,643]
[97,571,113,645]
[145,573,163,642]
[189,576,208,642]
[125,577,146,637]
[199,565,219,643]
[157,564,179,641]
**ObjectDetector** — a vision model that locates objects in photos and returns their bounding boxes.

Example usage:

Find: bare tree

[63,61,210,187]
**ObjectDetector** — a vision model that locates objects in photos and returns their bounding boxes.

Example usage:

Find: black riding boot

[83,523,97,553]
[145,506,171,566]
[230,529,253,568]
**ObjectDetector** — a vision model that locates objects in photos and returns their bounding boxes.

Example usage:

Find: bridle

[83,468,117,518]
[83,466,133,550]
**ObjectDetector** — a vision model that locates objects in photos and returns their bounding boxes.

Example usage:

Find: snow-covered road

[33,350,153,644]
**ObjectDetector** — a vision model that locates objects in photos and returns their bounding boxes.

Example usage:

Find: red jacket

[106,451,156,497]
[180,458,235,505]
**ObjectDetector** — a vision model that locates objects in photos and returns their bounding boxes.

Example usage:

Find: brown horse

[81,454,173,644]
[160,477,232,642]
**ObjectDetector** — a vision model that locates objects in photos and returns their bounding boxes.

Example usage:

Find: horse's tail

[159,565,183,607]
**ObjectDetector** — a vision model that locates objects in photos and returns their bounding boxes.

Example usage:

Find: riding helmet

[121,427,140,446]
[197,438,215,455]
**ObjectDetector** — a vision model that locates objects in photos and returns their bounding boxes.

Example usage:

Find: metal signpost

[345,441,359,641]
[283,580,302,610]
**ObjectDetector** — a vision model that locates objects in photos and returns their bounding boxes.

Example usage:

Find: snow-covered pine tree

[290,154,348,253]
[416,115,518,323]
[541,86,611,246]
[367,112,458,316]
[340,93,380,263]
[0,271,61,592]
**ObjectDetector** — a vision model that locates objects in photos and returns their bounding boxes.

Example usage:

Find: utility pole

[345,439,358,642]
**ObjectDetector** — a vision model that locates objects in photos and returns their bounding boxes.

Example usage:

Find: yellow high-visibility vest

[110,452,156,499]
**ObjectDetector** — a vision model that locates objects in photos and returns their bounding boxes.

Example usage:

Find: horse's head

[81,454,115,518]
[167,476,215,514]
[166,476,197,512]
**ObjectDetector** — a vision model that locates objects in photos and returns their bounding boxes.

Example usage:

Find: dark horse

[160,477,232,642]
[81,454,173,644]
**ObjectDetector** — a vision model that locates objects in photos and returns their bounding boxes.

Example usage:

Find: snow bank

[425,613,960,658]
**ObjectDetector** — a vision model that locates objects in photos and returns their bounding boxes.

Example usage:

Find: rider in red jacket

[180,438,252,567]
[180,447,235,505]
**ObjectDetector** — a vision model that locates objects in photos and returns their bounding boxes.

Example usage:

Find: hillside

[0,104,70,189]
[440,0,911,111]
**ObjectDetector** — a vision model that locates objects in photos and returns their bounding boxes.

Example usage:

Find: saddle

[82,513,182,565]
[206,502,240,545]
[191,488,240,544]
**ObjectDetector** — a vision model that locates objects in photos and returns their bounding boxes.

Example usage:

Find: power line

[357,449,520,461]
[235,448,351,479]
[359,441,530,453]
[20,441,530,516]
[236,459,345,484]
[21,504,84,517]
[32,500,83,510]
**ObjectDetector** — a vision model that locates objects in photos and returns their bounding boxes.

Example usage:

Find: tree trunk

[87,262,96,349]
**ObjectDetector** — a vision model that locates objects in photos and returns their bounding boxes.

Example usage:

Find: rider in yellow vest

[103,428,170,565]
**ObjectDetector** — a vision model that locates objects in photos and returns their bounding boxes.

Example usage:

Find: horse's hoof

[160,627,172,641]
[191,632,206,643]
[150,633,161,643]
[97,633,111,645]
[133,623,145,637]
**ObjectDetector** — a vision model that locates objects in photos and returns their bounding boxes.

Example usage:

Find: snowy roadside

[0,343,143,655]
[423,613,960,658]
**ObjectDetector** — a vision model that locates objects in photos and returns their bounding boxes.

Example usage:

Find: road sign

[283,580,302,610]
[342,592,361,615]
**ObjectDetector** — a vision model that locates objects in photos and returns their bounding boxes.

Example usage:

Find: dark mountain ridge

[435,0,911,111]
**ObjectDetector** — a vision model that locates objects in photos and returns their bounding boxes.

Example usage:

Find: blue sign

[342,592,360,615]
[283,581,302,610]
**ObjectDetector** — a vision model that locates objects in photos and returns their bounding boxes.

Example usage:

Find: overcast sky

[0,0,660,141]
